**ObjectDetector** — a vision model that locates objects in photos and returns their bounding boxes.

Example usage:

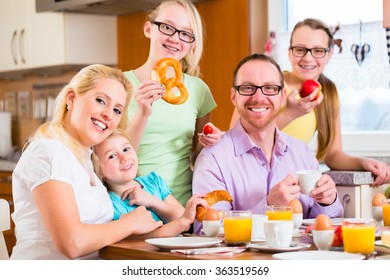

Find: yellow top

[281,84,317,143]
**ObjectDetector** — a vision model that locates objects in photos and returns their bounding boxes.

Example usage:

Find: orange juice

[265,210,292,220]
[265,206,293,220]
[342,219,375,254]
[224,217,252,245]
[383,203,390,226]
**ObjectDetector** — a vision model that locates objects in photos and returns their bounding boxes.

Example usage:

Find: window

[270,0,390,132]
[287,0,383,30]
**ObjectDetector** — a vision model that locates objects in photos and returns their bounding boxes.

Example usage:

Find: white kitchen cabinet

[337,184,390,219]
[0,0,117,74]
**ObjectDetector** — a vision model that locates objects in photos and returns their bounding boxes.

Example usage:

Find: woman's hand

[197,123,223,148]
[121,206,163,235]
[360,158,390,187]
[311,174,337,205]
[134,80,165,116]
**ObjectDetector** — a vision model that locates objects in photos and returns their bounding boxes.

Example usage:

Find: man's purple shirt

[192,121,343,233]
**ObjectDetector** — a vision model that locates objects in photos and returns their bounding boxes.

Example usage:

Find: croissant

[196,190,233,222]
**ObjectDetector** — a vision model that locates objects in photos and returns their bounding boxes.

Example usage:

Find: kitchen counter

[325,170,374,185]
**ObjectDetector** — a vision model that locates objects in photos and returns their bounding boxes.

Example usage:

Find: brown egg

[313,214,333,230]
[288,199,303,214]
[203,208,221,221]
[372,193,387,206]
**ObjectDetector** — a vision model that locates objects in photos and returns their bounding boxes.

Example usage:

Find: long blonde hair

[27,64,132,164]
[290,18,340,161]
[147,0,204,77]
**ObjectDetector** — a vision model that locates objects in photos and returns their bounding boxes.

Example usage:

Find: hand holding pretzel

[150,58,188,105]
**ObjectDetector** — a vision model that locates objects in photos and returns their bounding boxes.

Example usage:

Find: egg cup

[372,206,383,226]
[202,220,221,237]
[312,230,334,251]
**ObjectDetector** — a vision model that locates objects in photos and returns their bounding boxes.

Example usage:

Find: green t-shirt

[124,70,216,206]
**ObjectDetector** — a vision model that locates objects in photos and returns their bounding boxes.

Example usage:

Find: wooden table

[99,235,315,260]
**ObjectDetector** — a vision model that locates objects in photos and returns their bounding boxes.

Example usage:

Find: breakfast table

[99,225,389,260]
[98,234,315,260]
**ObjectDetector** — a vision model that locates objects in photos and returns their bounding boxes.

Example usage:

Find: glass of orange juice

[223,210,252,246]
[382,199,390,226]
[265,205,292,221]
[342,218,376,255]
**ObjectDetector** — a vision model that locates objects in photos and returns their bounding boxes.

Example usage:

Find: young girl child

[124,0,222,207]
[92,128,208,238]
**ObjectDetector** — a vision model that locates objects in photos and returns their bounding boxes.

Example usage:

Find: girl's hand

[198,123,223,148]
[361,158,390,187]
[285,89,323,120]
[134,80,165,116]
[181,194,208,222]
[121,185,156,208]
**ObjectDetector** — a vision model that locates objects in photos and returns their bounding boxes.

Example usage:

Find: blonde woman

[11,64,162,260]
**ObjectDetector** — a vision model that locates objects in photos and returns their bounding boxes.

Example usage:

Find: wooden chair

[0,198,10,260]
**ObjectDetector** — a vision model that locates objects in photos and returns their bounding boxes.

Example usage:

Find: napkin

[171,246,246,256]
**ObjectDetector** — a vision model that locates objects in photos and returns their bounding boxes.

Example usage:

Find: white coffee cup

[263,220,294,248]
[202,220,221,237]
[296,170,322,194]
[251,214,268,242]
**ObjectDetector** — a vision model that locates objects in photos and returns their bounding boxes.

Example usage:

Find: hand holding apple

[300,80,322,101]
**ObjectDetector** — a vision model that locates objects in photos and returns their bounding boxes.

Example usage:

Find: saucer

[247,243,303,253]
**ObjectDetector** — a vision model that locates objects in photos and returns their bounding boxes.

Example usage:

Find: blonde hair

[290,18,339,161]
[91,128,133,189]
[148,0,204,76]
[27,64,132,164]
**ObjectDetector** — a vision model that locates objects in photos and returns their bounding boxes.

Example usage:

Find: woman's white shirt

[10,138,113,259]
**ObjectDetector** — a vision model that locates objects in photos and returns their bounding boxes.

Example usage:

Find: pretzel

[150,58,188,105]
[196,190,233,222]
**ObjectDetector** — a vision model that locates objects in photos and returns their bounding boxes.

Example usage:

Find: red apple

[300,80,321,100]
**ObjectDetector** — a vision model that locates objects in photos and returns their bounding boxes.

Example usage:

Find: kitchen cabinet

[0,171,14,256]
[0,0,117,74]
[327,170,390,219]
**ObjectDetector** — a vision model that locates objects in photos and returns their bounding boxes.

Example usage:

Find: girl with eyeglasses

[123,0,222,208]
[230,18,390,186]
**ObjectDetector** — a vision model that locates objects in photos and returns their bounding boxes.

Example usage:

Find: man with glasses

[192,54,343,233]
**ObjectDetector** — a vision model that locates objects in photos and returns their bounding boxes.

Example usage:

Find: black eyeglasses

[290,46,330,58]
[152,21,195,43]
[234,85,283,96]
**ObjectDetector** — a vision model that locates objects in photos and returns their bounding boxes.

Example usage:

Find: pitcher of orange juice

[342,218,376,255]
[265,205,293,221]
[223,210,252,246]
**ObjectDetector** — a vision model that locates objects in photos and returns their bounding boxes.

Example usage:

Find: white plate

[375,255,390,260]
[145,237,222,250]
[302,218,343,226]
[272,250,365,260]
[247,243,303,253]
[374,240,390,254]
